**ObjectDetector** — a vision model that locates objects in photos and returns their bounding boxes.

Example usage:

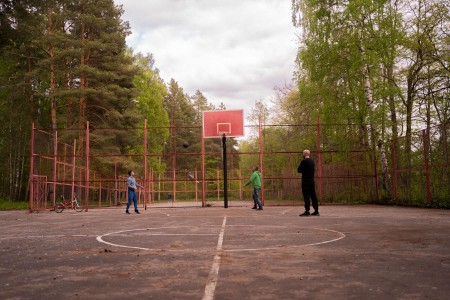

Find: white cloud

[115,0,298,114]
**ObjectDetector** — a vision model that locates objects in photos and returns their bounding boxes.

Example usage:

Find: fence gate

[30,175,48,211]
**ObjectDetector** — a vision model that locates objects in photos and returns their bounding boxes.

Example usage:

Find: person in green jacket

[244,166,263,210]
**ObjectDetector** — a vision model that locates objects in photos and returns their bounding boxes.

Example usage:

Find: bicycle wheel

[55,203,65,213]
[74,201,83,212]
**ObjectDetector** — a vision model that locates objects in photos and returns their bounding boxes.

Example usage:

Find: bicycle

[55,193,83,213]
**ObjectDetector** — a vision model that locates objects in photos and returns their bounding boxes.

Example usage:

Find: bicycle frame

[55,194,83,213]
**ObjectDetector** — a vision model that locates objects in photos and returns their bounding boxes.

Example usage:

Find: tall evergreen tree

[64,0,140,152]
[0,0,48,201]
[163,79,198,171]
[0,0,143,199]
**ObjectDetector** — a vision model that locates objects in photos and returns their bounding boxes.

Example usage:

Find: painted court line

[202,216,227,300]
[282,208,294,214]
[0,234,93,240]
[224,227,346,252]
[95,224,346,252]
[95,226,205,251]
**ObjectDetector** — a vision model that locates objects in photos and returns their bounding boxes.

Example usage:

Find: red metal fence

[389,124,450,207]
[29,121,449,211]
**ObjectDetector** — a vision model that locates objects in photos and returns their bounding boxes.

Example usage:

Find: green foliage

[1,0,448,208]
[0,0,148,200]
[131,53,170,173]
[0,0,231,202]
[291,0,450,206]
[163,79,198,171]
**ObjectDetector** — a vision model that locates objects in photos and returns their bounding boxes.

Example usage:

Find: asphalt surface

[1,205,449,299]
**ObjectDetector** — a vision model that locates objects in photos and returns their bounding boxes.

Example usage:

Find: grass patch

[0,199,29,210]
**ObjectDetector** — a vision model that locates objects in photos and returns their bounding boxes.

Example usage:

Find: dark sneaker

[311,211,320,216]
[126,211,130,214]
[299,211,310,216]
[135,211,140,214]
[252,206,257,209]
[257,207,263,210]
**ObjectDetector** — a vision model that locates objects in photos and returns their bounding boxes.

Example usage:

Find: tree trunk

[48,8,57,133]
[19,137,26,201]
[405,78,414,201]
[359,34,391,198]
[387,63,399,158]
[47,8,58,203]
[78,21,86,155]
[65,72,73,129]
[405,79,414,167]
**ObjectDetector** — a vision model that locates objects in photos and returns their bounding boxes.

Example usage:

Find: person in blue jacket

[126,170,143,214]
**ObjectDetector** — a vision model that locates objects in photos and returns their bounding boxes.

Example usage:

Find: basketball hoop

[201,109,244,209]
[202,110,244,138]
[217,123,231,136]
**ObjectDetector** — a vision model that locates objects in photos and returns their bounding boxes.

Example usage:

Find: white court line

[95,226,201,251]
[202,216,227,300]
[282,208,293,215]
[224,228,346,252]
[0,234,91,240]
[95,225,346,252]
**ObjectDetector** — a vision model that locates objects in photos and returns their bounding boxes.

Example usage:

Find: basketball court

[1,204,449,299]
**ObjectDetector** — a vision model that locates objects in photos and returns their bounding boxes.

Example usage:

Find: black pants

[302,182,319,212]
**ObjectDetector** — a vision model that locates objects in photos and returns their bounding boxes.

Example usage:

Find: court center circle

[96,225,345,252]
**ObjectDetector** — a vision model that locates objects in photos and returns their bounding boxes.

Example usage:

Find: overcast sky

[114,0,298,116]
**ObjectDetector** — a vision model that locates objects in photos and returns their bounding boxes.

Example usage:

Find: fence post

[173,167,176,206]
[371,126,379,202]
[85,121,90,211]
[201,131,206,207]
[99,180,102,208]
[52,130,58,207]
[422,129,431,205]
[71,139,76,208]
[259,115,264,205]
[373,148,379,202]
[316,116,323,205]
[216,168,220,201]
[144,119,148,210]
[114,158,117,205]
[195,168,198,201]
[150,169,154,204]
[239,169,243,200]
[391,140,398,203]
[29,123,35,211]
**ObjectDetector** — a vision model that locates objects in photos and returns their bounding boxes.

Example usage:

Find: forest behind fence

[29,121,449,211]
[1,1,449,209]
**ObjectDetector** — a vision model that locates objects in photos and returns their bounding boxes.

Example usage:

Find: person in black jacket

[297,149,319,216]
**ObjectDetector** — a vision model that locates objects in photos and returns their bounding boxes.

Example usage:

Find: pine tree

[0,0,48,201]
[163,79,198,171]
